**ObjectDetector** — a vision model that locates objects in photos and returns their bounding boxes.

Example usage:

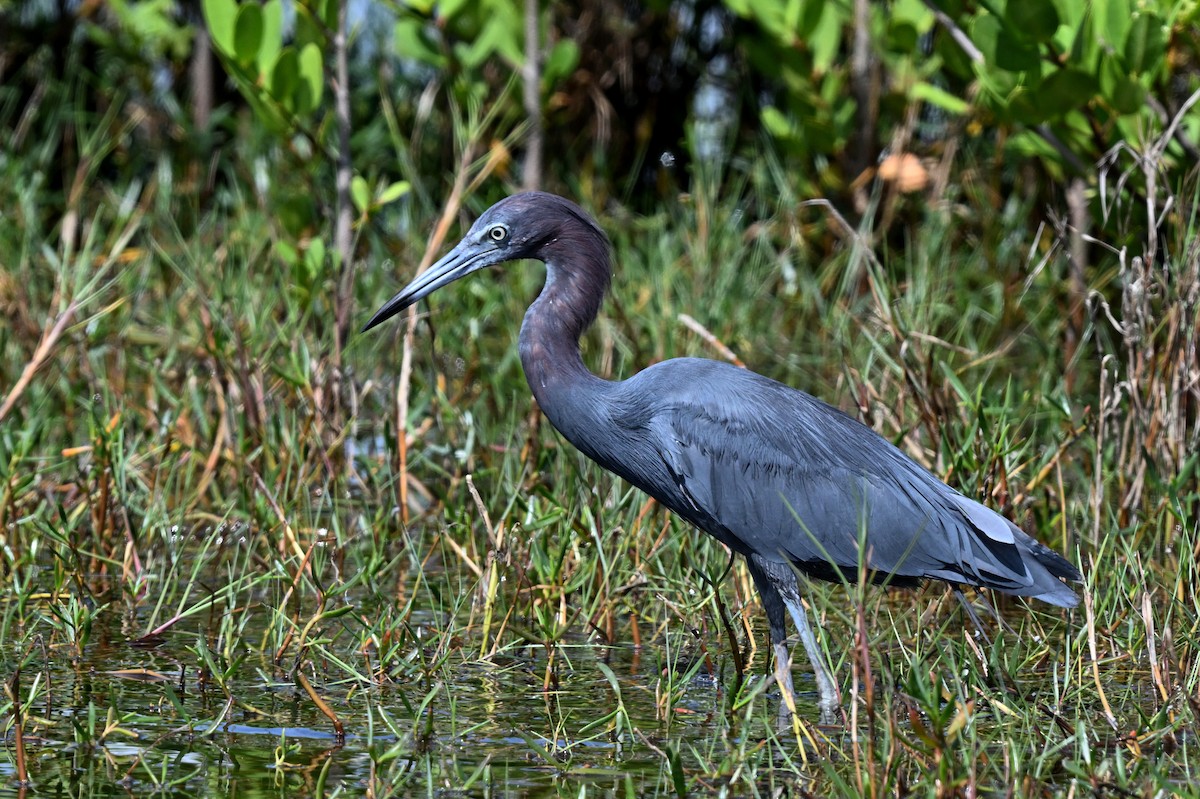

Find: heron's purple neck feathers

[517,217,614,436]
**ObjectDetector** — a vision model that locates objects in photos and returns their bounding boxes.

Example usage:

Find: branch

[521,0,543,190]
[923,0,984,64]
[0,300,78,424]
[333,0,354,364]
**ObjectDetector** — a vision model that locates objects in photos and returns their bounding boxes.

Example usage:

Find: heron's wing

[651,404,955,578]
[628,362,1073,598]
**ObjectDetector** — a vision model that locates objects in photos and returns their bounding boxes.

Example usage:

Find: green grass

[0,124,1197,796]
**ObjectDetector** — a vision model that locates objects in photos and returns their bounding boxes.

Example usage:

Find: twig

[1141,589,1169,705]
[1084,587,1119,731]
[849,0,877,214]
[797,198,897,336]
[1143,88,1200,267]
[1146,94,1200,160]
[0,299,79,423]
[6,668,28,787]
[441,527,483,579]
[465,474,496,547]
[394,136,508,521]
[1036,125,1088,175]
[332,0,354,368]
[395,152,471,523]
[1149,87,1200,162]
[273,539,320,657]
[923,0,983,63]
[297,671,345,742]
[521,0,543,190]
[472,474,508,656]
[253,470,304,560]
[677,314,744,368]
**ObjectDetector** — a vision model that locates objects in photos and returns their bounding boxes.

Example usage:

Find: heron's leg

[781,594,840,725]
[744,557,799,718]
[772,640,794,699]
[749,555,841,723]
[950,585,1012,695]
[951,585,992,645]
[951,584,1015,637]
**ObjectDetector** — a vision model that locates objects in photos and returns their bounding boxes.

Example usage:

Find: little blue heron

[364,192,1081,723]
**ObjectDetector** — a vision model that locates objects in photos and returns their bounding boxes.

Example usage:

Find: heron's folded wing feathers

[640,375,1063,594]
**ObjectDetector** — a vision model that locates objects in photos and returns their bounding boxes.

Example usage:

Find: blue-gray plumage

[364,192,1081,722]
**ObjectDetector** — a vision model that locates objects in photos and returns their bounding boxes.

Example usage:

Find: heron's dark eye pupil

[490,226,507,242]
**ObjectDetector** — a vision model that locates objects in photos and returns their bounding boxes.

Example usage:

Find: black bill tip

[361,291,414,333]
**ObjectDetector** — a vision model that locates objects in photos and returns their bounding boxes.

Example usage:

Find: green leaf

[885,20,919,53]
[378,181,411,206]
[935,24,975,79]
[1006,0,1059,42]
[1005,87,1046,124]
[1034,68,1097,117]
[798,0,826,41]
[938,362,972,403]
[1110,78,1147,116]
[439,0,472,19]
[257,0,284,75]
[294,4,324,50]
[276,240,299,266]
[271,47,298,110]
[1067,5,1100,72]
[305,237,326,283]
[1052,0,1089,29]
[457,15,523,69]
[233,2,263,68]
[202,0,238,56]
[1100,56,1146,115]
[724,0,751,17]
[491,16,524,67]
[973,14,1040,72]
[912,81,969,115]
[760,106,795,140]
[1096,0,1132,49]
[107,0,192,59]
[296,42,324,115]
[667,746,687,798]
[351,175,370,215]
[810,2,841,74]
[733,0,793,41]
[318,0,338,31]
[240,81,290,132]
[394,16,446,67]
[891,0,935,33]
[974,60,1019,102]
[457,21,500,69]
[1005,129,1062,162]
[543,39,580,86]
[291,258,311,301]
[1123,13,1165,76]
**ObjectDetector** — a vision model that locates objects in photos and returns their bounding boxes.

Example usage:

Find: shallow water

[1,572,818,798]
[7,527,1159,798]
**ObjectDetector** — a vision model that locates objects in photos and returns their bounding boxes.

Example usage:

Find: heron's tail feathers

[947,493,1081,608]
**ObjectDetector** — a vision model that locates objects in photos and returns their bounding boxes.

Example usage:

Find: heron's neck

[518,258,612,436]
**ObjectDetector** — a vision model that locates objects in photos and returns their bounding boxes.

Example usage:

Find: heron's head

[362,192,608,332]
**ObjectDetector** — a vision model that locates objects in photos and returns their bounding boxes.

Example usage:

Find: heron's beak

[361,240,495,332]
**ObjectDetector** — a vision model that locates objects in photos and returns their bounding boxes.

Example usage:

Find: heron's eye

[487,225,508,243]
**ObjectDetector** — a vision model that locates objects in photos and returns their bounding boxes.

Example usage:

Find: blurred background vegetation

[1,0,1199,793]
[2,0,1197,521]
